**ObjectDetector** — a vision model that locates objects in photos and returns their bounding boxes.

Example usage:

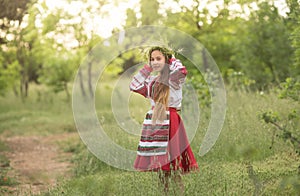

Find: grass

[0,88,75,137]
[0,83,299,195]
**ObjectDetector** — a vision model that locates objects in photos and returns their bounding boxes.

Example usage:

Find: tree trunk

[266,62,280,86]
[20,78,29,100]
[25,80,28,97]
[13,85,19,97]
[88,60,93,98]
[64,81,70,101]
[20,78,24,100]
[202,48,209,71]
[78,68,86,97]
[20,72,28,101]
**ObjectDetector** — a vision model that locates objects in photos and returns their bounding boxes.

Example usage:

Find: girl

[130,46,198,194]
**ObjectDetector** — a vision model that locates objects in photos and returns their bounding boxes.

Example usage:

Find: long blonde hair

[148,46,173,124]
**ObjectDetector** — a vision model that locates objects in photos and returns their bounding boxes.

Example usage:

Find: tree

[68,0,106,98]
[35,2,86,100]
[0,49,19,95]
[152,0,295,89]
[162,0,249,85]
[0,0,32,44]
[0,0,31,22]
[140,0,160,25]
[39,50,76,100]
[109,0,163,76]
[286,0,300,78]
[15,2,43,99]
[238,2,293,89]
[0,0,34,97]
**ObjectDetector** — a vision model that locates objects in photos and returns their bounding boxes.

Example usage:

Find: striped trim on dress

[137,110,170,156]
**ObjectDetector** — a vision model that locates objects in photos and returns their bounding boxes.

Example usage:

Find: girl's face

[150,50,166,72]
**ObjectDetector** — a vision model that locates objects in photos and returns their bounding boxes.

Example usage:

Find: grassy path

[0,132,78,195]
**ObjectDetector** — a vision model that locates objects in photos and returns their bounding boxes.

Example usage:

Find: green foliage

[0,59,21,94]
[38,51,76,99]
[280,175,300,194]
[238,2,293,88]
[259,76,300,157]
[279,77,300,102]
[0,2,44,98]
[0,47,22,96]
[42,12,62,34]
[163,1,296,90]
[0,174,17,186]
[0,139,17,190]
[259,110,300,153]
[125,9,138,27]
[140,0,160,25]
[112,49,142,76]
[0,0,32,26]
[259,110,280,124]
[225,69,256,91]
[287,0,300,76]
[187,71,211,108]
[0,0,297,98]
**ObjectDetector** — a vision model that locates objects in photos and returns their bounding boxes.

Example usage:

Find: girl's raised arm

[129,64,152,97]
[169,58,187,89]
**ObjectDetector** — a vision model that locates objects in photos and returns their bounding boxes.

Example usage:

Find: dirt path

[1,132,78,195]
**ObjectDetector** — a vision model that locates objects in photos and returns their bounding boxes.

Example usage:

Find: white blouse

[130,58,187,110]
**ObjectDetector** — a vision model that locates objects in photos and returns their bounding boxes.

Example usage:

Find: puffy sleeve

[169,58,188,89]
[129,64,152,97]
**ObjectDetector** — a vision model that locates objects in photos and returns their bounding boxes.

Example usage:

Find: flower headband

[147,46,174,64]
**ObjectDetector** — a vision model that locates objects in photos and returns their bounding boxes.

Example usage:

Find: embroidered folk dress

[130,58,199,173]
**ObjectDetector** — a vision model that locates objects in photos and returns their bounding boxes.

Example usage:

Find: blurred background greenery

[0,0,299,97]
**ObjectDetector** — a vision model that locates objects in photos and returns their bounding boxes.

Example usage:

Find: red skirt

[134,108,199,173]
